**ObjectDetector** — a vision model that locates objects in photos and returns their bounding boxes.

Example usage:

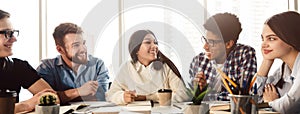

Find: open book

[70,101,151,114]
[124,101,152,113]
[210,103,230,111]
[126,101,152,106]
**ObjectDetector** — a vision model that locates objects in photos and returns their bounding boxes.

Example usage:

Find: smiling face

[136,34,158,66]
[59,33,87,64]
[261,25,293,60]
[203,31,226,63]
[0,17,17,57]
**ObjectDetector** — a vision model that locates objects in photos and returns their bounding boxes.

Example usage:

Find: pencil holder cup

[228,94,258,114]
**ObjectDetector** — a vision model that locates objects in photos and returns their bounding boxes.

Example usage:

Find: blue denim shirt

[36,55,109,101]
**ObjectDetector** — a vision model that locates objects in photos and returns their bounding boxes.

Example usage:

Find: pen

[173,104,182,110]
[150,100,154,107]
[253,83,257,95]
[63,109,74,114]
[63,104,89,114]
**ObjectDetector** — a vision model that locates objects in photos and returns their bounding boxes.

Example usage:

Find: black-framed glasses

[201,36,223,47]
[0,30,19,39]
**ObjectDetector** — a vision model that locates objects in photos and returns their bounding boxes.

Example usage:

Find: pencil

[173,104,182,110]
[248,74,257,92]
[221,77,233,94]
[221,74,245,114]
[221,76,245,114]
[216,68,238,88]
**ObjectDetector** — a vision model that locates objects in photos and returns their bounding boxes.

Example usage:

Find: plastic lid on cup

[0,89,17,97]
[158,89,172,92]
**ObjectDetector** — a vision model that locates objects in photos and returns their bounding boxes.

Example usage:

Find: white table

[24,101,279,114]
[24,101,183,114]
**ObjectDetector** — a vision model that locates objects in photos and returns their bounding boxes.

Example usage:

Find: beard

[66,51,88,64]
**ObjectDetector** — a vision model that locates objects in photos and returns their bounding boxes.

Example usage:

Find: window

[120,1,206,84]
[45,0,102,58]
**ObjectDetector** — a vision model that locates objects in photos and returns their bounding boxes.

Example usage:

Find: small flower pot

[35,104,59,114]
[184,103,209,114]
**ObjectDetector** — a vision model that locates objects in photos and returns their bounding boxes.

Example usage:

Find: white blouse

[255,53,300,113]
[106,61,191,104]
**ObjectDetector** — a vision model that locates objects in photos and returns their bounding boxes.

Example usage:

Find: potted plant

[184,84,210,114]
[35,92,59,114]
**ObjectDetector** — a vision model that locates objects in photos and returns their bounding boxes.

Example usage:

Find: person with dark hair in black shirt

[0,9,57,113]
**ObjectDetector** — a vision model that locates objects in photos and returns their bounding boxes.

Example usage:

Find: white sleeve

[255,75,267,100]
[105,79,126,105]
[269,76,300,113]
[255,68,281,103]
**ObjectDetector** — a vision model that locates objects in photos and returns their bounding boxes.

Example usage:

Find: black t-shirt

[0,58,41,102]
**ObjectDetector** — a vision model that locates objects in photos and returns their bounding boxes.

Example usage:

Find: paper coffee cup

[0,90,17,114]
[158,89,172,106]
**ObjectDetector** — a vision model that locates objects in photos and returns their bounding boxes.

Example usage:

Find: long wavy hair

[128,30,182,80]
[265,11,300,89]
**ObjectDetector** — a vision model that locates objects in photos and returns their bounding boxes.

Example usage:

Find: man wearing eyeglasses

[36,23,110,104]
[0,9,58,113]
[189,13,257,101]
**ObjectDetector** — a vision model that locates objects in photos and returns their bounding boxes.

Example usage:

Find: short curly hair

[203,12,242,43]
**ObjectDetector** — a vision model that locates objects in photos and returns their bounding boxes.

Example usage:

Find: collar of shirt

[134,61,154,73]
[291,53,300,80]
[56,55,90,65]
[225,43,241,60]
[56,55,90,73]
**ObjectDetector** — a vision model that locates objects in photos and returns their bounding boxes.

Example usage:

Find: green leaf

[192,86,210,105]
[195,88,209,101]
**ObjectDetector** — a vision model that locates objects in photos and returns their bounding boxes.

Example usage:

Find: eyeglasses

[0,30,19,39]
[201,36,223,47]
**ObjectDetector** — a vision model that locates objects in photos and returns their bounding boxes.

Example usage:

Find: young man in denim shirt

[37,23,110,104]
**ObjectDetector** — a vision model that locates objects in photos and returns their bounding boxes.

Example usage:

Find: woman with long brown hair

[256,11,300,113]
[106,30,190,104]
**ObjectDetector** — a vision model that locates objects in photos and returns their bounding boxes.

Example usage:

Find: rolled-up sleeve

[105,79,126,104]
[36,60,56,89]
